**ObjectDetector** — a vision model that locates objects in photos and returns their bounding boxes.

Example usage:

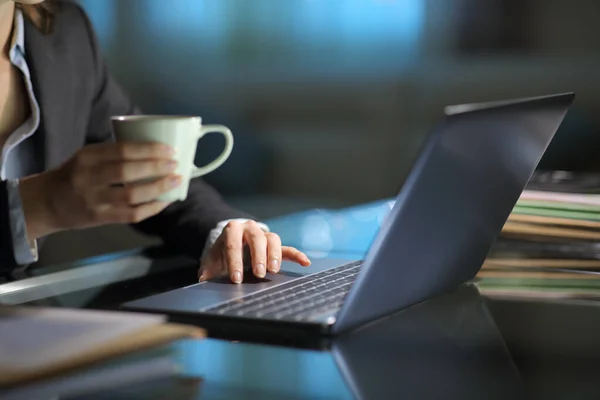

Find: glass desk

[3,201,600,399]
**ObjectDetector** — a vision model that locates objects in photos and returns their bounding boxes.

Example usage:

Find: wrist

[19,172,59,239]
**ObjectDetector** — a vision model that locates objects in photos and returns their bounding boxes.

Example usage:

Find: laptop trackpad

[185,270,303,297]
[122,269,307,314]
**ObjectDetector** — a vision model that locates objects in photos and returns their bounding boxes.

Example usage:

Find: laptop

[122,93,574,343]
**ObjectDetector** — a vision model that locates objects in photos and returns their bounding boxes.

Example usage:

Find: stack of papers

[511,190,600,224]
[0,307,204,399]
[478,187,600,300]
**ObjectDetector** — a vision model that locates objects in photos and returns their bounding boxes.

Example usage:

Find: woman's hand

[199,220,311,284]
[19,141,180,239]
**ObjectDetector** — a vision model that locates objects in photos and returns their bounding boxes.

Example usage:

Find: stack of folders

[0,307,205,400]
[478,172,600,300]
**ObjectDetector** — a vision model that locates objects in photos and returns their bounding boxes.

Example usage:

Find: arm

[0,179,40,273]
[0,181,19,271]
[78,6,255,259]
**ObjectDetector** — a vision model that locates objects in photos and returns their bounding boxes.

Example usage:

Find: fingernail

[232,271,242,284]
[199,274,206,282]
[269,259,279,272]
[167,160,178,171]
[256,263,266,278]
[169,176,181,188]
[163,145,176,156]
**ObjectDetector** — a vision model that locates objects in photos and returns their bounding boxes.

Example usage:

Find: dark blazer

[0,1,251,270]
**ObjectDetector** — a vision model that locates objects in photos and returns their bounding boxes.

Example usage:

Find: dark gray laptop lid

[334,93,575,334]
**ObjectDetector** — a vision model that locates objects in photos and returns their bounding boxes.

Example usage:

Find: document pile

[478,172,600,300]
[0,307,204,399]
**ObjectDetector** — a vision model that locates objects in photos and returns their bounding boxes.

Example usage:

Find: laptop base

[153,309,333,350]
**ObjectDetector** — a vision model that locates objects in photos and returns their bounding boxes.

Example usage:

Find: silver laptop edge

[332,93,574,333]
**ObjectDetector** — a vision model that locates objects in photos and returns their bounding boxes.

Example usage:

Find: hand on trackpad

[197,223,311,284]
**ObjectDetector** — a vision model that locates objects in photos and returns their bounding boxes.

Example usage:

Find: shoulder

[23,1,108,119]
[23,0,99,51]
[50,0,97,43]
[24,0,104,78]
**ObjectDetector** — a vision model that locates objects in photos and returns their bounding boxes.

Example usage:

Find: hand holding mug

[19,141,180,239]
[20,115,234,240]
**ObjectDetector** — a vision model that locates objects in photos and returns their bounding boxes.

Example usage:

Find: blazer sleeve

[0,181,16,271]
[77,5,254,260]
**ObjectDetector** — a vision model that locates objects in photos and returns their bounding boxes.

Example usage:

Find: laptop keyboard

[202,261,363,322]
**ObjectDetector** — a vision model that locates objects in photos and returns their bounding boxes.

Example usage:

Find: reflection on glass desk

[71,284,524,400]
[0,246,202,308]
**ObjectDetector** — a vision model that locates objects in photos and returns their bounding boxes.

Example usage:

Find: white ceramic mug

[111,115,234,202]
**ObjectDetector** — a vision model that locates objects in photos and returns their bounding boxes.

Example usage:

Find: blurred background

[38,0,600,264]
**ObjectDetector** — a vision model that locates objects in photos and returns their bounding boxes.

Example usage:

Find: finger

[199,262,219,282]
[266,233,282,274]
[282,247,311,267]
[80,142,175,165]
[200,263,226,282]
[98,201,171,224]
[96,175,182,205]
[199,236,228,282]
[93,159,178,185]
[199,261,219,282]
[222,221,245,284]
[243,221,267,278]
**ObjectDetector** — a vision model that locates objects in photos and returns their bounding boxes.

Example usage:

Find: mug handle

[191,125,234,178]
